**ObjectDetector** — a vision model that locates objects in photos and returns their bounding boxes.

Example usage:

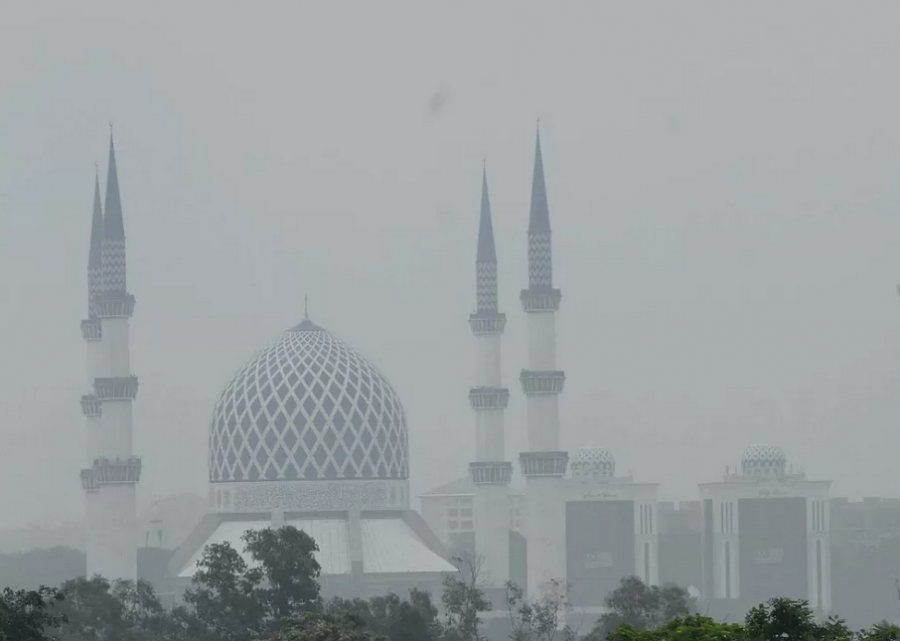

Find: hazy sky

[2,2,900,529]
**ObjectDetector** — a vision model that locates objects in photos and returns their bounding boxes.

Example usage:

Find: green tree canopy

[588,576,696,640]
[182,525,322,641]
[327,590,442,641]
[0,586,63,641]
[255,612,385,641]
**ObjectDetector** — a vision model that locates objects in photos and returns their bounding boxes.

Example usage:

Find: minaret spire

[527,127,552,289]
[518,127,567,598]
[102,129,126,295]
[468,163,511,587]
[87,165,104,316]
[475,165,498,310]
[80,130,140,582]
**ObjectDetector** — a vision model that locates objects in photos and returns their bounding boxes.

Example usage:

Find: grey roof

[528,130,551,234]
[476,167,497,264]
[103,132,125,240]
[420,476,524,497]
[88,169,103,269]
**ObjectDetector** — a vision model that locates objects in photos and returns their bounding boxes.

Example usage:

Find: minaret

[80,131,141,580]
[468,165,512,586]
[518,129,567,597]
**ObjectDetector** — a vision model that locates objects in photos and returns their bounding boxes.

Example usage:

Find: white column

[524,476,566,596]
[470,323,510,586]
[90,309,137,582]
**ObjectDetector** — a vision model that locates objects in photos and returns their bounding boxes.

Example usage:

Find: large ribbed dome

[209,319,409,483]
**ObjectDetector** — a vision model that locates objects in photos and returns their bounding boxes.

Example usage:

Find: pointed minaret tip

[103,128,124,240]
[89,167,103,269]
[528,125,550,234]
[476,165,497,264]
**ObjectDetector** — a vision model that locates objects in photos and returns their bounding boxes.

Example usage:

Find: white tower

[468,166,512,586]
[80,132,141,580]
[519,130,568,597]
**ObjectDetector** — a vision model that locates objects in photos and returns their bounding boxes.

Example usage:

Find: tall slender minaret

[467,165,512,586]
[518,128,567,597]
[80,132,141,580]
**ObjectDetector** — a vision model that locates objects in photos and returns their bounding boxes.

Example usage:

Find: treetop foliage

[2,531,899,641]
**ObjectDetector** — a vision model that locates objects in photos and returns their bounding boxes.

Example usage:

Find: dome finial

[304,294,309,320]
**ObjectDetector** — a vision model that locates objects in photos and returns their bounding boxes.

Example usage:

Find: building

[562,448,659,608]
[699,445,831,612]
[79,132,142,581]
[422,130,660,608]
[466,164,513,589]
[170,312,455,596]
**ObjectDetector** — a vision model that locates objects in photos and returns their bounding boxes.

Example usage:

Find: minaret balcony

[80,469,98,492]
[469,461,513,486]
[519,451,569,478]
[519,370,566,395]
[468,312,506,336]
[520,287,561,313]
[91,456,142,485]
[93,293,136,319]
[80,395,101,417]
[94,376,139,401]
[468,386,510,410]
[81,318,102,341]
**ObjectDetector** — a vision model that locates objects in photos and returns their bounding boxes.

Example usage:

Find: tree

[587,576,695,640]
[327,590,442,641]
[255,612,384,641]
[605,615,745,641]
[243,527,322,621]
[856,622,900,641]
[51,576,181,641]
[182,540,267,641]
[182,525,322,641]
[442,554,492,641]
[745,598,851,641]
[0,586,63,641]
[505,579,577,641]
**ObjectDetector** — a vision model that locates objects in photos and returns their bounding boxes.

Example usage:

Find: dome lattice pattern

[741,444,787,477]
[209,320,409,483]
[570,447,616,479]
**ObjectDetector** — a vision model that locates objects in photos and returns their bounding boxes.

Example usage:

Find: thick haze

[2,3,900,529]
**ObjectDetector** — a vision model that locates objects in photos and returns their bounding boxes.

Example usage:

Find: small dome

[741,444,787,477]
[208,319,409,483]
[570,447,616,479]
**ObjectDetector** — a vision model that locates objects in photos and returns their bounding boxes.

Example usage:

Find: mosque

[77,129,833,610]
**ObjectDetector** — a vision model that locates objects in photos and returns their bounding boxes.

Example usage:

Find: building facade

[699,445,831,612]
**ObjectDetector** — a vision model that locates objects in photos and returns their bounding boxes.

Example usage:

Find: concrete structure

[699,445,831,612]
[467,166,513,587]
[518,128,568,598]
[172,313,454,596]
[562,447,659,607]
[80,133,142,580]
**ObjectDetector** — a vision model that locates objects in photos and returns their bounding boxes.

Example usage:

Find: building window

[446,497,474,533]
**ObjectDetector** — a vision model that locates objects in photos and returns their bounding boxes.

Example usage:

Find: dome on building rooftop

[570,447,616,479]
[208,319,409,484]
[740,444,787,477]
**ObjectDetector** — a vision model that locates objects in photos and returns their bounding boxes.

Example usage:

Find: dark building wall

[565,500,635,607]
[659,531,702,590]
[738,497,807,602]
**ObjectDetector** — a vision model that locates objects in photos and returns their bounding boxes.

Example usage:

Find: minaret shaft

[468,167,511,586]
[519,130,568,598]
[81,132,140,582]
